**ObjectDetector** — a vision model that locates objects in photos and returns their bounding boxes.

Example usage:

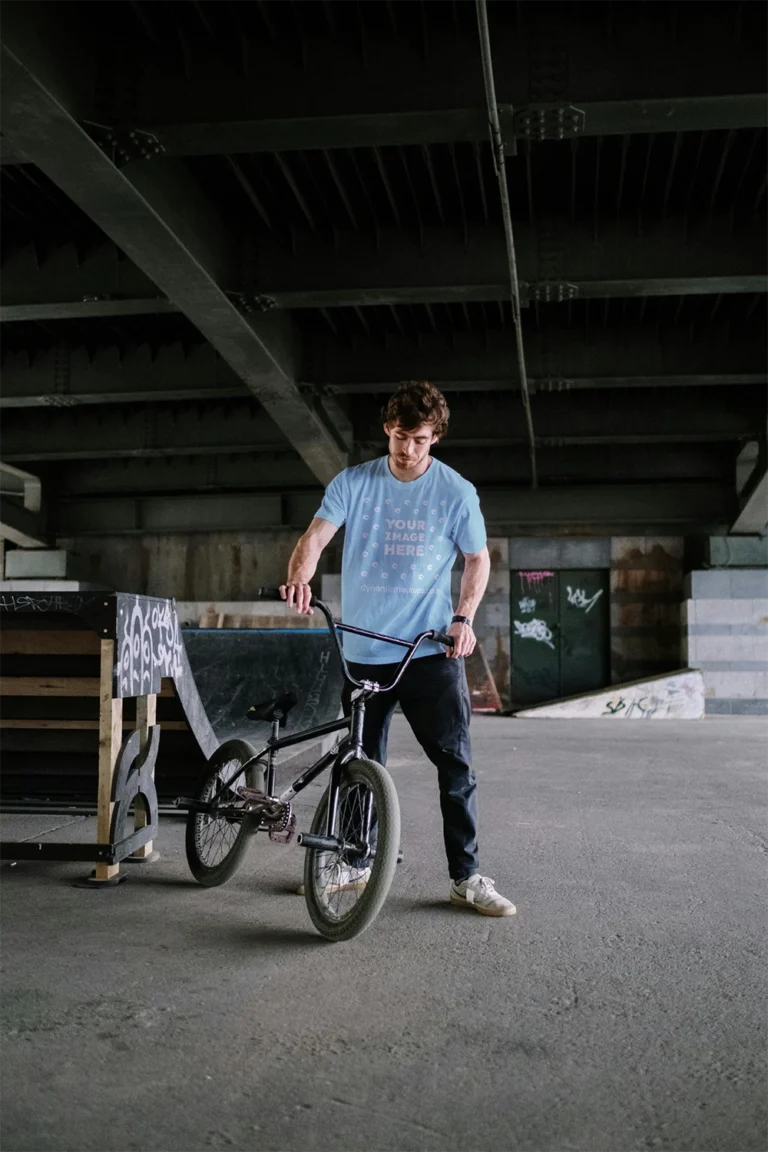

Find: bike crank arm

[296,832,369,854]
[175,797,252,821]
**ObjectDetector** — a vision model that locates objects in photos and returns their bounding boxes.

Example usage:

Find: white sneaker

[296,865,371,897]
[450,874,516,917]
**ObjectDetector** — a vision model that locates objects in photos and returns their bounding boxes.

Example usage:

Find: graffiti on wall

[518,597,537,614]
[601,678,700,719]
[513,618,556,650]
[0,593,96,615]
[519,571,554,593]
[566,586,604,614]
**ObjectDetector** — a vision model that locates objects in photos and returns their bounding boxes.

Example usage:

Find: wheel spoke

[193,761,247,869]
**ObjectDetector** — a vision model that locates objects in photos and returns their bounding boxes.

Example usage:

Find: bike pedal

[269,813,297,845]
[238,786,267,803]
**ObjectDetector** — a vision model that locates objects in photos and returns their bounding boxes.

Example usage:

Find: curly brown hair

[380,381,450,439]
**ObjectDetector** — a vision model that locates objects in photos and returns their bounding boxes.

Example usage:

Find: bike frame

[198,598,449,849]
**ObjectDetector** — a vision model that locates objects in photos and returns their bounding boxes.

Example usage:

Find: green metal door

[511,569,609,708]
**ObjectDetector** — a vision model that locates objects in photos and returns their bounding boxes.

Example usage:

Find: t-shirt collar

[383,454,434,487]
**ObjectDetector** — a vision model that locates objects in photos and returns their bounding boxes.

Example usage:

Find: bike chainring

[237,787,295,843]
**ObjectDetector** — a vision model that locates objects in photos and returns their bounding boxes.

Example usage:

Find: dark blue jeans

[343,654,479,882]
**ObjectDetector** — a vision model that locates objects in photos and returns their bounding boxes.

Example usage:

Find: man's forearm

[287,533,323,585]
[456,550,491,621]
[282,517,340,614]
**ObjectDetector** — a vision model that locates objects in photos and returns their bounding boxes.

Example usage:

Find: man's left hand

[446,620,476,659]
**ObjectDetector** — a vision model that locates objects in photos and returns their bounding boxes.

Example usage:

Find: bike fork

[322,766,373,856]
[324,755,342,839]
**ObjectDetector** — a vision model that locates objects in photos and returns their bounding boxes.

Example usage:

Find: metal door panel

[511,571,559,707]
[511,569,609,708]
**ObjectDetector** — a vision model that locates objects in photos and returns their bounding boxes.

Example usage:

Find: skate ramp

[513,669,705,719]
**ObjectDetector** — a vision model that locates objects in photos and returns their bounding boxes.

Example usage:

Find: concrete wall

[507,537,611,571]
[610,537,684,684]
[682,569,768,715]
[57,531,340,600]
[500,536,686,700]
[50,530,687,712]
[480,536,685,707]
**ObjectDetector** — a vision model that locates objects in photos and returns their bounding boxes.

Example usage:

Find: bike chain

[236,787,296,845]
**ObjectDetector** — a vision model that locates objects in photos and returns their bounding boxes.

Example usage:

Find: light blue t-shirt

[316,456,487,663]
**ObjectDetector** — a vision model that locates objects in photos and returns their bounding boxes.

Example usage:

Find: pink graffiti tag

[519,571,554,592]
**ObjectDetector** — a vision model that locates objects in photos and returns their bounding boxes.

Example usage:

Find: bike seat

[246,691,298,726]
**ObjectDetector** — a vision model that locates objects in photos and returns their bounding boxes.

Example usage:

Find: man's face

[384,421,438,473]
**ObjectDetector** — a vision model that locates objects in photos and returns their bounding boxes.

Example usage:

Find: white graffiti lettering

[566,585,604,614]
[518,597,536,614]
[513,618,555,649]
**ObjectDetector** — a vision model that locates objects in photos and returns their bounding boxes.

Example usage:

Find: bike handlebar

[257,586,454,694]
[258,585,310,605]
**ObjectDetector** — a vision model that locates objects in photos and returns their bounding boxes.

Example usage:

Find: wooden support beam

[0,719,188,730]
[0,677,174,697]
[0,676,102,696]
[0,630,101,656]
[96,639,121,883]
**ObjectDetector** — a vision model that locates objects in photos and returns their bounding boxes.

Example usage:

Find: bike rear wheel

[303,757,400,942]
[185,739,259,887]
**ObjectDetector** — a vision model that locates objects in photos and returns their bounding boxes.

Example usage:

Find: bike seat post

[267,714,282,794]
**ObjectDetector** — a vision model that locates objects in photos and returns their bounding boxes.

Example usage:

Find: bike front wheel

[303,757,400,942]
[185,738,259,887]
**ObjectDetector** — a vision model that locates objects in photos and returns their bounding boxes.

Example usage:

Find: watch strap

[451,614,473,627]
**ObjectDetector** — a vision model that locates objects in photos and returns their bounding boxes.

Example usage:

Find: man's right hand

[280,582,314,615]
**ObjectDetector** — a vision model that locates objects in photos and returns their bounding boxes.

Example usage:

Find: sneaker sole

[449,892,517,917]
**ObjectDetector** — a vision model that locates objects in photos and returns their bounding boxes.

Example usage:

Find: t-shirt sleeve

[315,470,348,528]
[452,488,487,554]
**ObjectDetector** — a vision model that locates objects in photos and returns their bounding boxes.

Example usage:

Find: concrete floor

[1,716,766,1152]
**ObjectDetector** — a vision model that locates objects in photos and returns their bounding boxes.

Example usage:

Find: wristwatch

[452,614,473,627]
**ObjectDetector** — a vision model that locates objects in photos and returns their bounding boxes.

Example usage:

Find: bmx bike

[177,587,454,942]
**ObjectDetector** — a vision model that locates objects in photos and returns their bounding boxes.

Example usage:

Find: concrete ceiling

[0,0,766,537]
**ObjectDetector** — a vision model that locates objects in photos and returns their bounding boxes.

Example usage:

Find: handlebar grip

[257,586,283,601]
[257,585,316,606]
[431,630,455,648]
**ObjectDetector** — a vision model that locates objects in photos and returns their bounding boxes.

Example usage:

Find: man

[281,380,515,917]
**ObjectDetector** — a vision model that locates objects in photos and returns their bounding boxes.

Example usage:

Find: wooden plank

[96,639,122,882]
[0,677,174,697]
[0,676,101,696]
[131,693,157,859]
[0,719,188,730]
[0,630,101,656]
